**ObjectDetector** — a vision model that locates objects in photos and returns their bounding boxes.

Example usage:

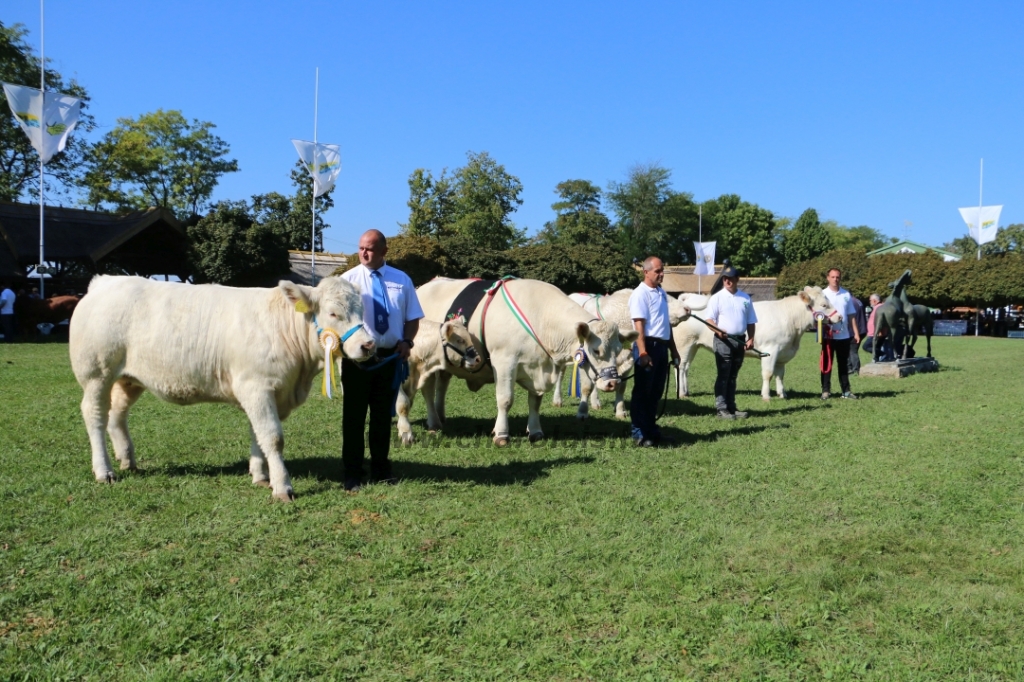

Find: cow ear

[576,321,592,344]
[619,329,640,344]
[798,291,811,305]
[279,281,316,313]
[440,320,454,340]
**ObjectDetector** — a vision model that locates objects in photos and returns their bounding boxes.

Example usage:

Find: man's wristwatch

[401,338,414,349]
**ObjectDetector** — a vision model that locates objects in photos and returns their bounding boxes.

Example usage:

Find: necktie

[371,270,390,335]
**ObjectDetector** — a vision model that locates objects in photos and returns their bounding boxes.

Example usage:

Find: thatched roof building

[0,202,188,279]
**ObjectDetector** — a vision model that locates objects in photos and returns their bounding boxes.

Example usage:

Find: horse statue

[896,276,933,358]
[871,269,910,362]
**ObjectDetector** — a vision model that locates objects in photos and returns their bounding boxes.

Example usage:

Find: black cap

[720,259,739,279]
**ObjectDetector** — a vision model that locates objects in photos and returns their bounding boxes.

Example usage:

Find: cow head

[575,319,640,393]
[439,319,483,372]
[279,278,376,361]
[800,286,840,325]
[667,294,692,325]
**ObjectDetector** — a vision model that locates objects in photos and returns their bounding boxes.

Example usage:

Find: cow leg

[677,345,699,398]
[614,381,628,419]
[760,355,776,401]
[774,363,787,399]
[240,395,293,502]
[576,371,593,420]
[421,373,443,433]
[552,367,564,407]
[434,371,452,428]
[396,374,416,446]
[492,363,517,446]
[527,391,545,443]
[248,426,270,488]
[107,379,145,471]
[81,377,117,483]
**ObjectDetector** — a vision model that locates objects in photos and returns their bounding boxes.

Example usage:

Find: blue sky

[5,1,1022,256]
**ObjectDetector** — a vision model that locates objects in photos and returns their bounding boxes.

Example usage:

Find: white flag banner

[693,241,716,275]
[291,140,342,198]
[2,82,82,164]
[958,205,1002,246]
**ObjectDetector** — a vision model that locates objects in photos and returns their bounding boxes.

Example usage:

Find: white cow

[416,278,638,445]
[557,289,691,418]
[69,275,375,501]
[672,286,840,400]
[396,318,482,445]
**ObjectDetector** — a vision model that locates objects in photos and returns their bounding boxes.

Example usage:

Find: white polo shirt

[705,288,757,335]
[822,286,857,340]
[339,263,424,348]
[628,282,671,340]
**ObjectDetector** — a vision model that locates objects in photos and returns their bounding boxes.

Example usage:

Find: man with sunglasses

[628,257,681,447]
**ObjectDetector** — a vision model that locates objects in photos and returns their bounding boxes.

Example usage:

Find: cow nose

[604,380,618,392]
[362,341,375,352]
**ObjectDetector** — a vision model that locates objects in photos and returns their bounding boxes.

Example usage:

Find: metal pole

[38,0,45,298]
[976,159,982,336]
[311,67,318,285]
[697,204,702,294]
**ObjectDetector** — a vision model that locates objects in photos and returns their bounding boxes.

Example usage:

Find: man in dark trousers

[821,267,860,399]
[628,256,681,447]
[704,264,757,419]
[339,230,424,491]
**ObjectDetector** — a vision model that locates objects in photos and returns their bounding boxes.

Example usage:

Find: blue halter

[312,314,365,352]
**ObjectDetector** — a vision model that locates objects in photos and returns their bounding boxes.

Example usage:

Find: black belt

[644,336,670,345]
[376,346,396,357]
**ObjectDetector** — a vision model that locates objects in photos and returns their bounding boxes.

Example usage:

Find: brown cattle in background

[16,295,81,336]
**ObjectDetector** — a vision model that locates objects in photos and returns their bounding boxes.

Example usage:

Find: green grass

[1,336,1023,681]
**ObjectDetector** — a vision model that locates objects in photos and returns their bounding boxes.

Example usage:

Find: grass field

[1,336,1023,681]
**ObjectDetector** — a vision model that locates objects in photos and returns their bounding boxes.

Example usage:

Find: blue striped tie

[371,270,390,335]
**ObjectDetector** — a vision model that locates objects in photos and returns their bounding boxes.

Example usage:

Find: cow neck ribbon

[487,278,554,361]
[319,329,341,398]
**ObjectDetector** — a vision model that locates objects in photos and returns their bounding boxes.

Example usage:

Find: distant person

[705,264,757,419]
[27,287,41,300]
[0,281,16,342]
[862,293,894,362]
[821,268,860,399]
[848,295,867,374]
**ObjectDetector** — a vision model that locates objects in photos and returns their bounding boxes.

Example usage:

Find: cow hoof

[615,411,628,421]
[273,489,295,502]
[493,435,510,447]
[119,461,137,471]
[254,479,271,488]
[400,432,415,446]
[763,396,771,402]
[98,472,116,484]
[552,397,563,408]
[528,431,545,444]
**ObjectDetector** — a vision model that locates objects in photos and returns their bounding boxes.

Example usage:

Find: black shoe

[731,410,749,419]
[343,478,363,492]
[716,409,736,420]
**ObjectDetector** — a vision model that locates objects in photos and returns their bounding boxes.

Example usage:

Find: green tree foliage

[605,163,700,264]
[401,151,525,251]
[337,234,456,286]
[824,221,894,252]
[777,248,1024,308]
[187,200,290,286]
[534,179,614,246]
[83,109,239,219]
[0,21,94,202]
[779,208,835,265]
[944,224,1024,258]
[699,194,780,276]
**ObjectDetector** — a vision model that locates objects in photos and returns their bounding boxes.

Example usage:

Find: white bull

[673,286,839,400]
[69,275,375,501]
[556,289,691,418]
[396,318,482,445]
[416,278,638,445]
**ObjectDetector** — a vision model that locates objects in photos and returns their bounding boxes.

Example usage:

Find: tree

[605,163,677,262]
[83,109,239,219]
[780,208,835,265]
[282,158,334,252]
[534,179,614,246]
[0,21,94,202]
[944,223,1024,258]
[187,199,290,286]
[700,194,781,276]
[400,151,525,251]
[824,221,894,252]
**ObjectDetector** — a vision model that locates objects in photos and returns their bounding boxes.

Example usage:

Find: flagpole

[976,158,982,336]
[311,67,318,286]
[38,0,45,298]
[697,204,702,294]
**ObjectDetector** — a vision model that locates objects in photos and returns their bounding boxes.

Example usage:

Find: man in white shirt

[704,265,757,419]
[339,230,424,491]
[820,267,861,400]
[0,280,16,343]
[628,257,681,447]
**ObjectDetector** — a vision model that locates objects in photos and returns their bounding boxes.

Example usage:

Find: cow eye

[328,312,338,319]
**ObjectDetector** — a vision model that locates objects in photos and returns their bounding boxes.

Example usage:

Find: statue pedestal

[860,357,939,378]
